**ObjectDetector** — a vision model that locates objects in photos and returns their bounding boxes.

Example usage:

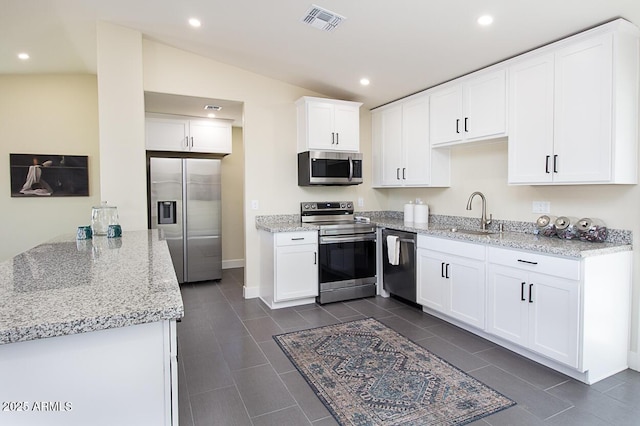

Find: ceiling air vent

[204,105,222,111]
[302,5,345,32]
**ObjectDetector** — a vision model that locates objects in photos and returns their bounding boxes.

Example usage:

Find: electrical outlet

[532,201,551,214]
[251,200,259,210]
[357,197,364,207]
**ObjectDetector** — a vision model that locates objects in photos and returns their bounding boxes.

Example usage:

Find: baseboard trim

[222,259,244,269]
[628,350,640,372]
[243,286,260,299]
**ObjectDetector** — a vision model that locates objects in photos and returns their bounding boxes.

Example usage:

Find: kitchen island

[0,230,183,426]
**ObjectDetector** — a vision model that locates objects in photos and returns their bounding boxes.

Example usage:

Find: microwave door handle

[348,156,353,182]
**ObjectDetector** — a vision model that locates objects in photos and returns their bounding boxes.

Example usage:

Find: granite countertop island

[256,212,632,258]
[0,230,183,425]
[0,229,184,345]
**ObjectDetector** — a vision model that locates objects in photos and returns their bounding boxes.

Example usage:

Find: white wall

[96,22,147,231]
[383,139,640,359]
[0,75,101,261]
[141,39,383,297]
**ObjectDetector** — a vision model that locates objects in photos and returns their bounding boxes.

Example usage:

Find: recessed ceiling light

[360,78,370,86]
[188,18,201,28]
[17,52,29,60]
[477,15,494,26]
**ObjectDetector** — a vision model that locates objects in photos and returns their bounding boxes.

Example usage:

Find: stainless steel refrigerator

[148,156,222,283]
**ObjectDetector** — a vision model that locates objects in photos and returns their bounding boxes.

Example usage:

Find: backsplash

[256,211,632,245]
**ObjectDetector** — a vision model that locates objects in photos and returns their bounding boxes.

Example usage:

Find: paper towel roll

[404,202,414,223]
[414,203,429,224]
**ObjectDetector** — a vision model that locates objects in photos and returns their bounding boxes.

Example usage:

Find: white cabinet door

[333,103,360,151]
[275,244,318,302]
[528,272,580,367]
[378,105,404,185]
[417,249,447,311]
[508,54,555,184]
[402,95,431,185]
[146,118,189,151]
[430,85,462,145]
[464,69,507,141]
[553,34,613,183]
[486,264,529,347]
[447,256,485,329]
[189,120,232,154]
[306,101,335,150]
[417,243,485,329]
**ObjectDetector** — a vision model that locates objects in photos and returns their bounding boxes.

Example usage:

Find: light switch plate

[251,200,259,210]
[357,197,364,207]
[532,201,551,214]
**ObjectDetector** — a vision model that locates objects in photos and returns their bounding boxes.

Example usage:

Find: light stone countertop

[256,212,632,258]
[0,230,184,345]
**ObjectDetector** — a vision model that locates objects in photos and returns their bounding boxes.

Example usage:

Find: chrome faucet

[466,191,492,231]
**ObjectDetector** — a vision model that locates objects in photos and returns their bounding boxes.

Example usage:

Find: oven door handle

[320,234,376,244]
[348,156,353,182]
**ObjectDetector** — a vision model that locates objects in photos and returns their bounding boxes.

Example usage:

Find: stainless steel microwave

[298,151,363,186]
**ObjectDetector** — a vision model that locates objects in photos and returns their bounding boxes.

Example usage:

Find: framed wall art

[10,154,89,197]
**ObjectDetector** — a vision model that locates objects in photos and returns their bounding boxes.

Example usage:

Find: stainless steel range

[301,201,377,304]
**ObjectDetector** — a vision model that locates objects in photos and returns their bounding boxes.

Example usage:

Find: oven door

[318,233,377,287]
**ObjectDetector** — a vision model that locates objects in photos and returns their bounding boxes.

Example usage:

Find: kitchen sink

[448,227,496,235]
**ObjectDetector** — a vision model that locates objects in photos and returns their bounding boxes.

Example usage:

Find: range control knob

[311,204,316,209]
[340,203,346,208]
[346,203,352,209]
[303,204,310,210]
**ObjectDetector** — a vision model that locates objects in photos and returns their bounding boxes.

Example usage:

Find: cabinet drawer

[488,247,580,280]
[275,231,317,246]
[418,235,485,260]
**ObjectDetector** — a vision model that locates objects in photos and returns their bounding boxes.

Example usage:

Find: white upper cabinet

[296,96,362,152]
[372,94,450,187]
[430,69,507,146]
[146,114,232,154]
[508,21,639,185]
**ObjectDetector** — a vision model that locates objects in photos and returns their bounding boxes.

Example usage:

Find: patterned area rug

[274,318,515,425]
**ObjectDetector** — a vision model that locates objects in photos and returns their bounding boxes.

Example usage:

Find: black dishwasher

[382,229,417,303]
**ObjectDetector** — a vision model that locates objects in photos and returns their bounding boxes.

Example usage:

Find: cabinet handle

[190,136,194,148]
[331,132,335,144]
[529,283,534,303]
[553,155,558,173]
[517,259,538,265]
[445,263,450,279]
[314,252,317,265]
[521,282,526,301]
[397,168,400,180]
[545,155,550,173]
[336,133,339,145]
[291,237,305,241]
[441,262,445,278]
[464,117,469,132]
[402,168,406,179]
[456,119,460,134]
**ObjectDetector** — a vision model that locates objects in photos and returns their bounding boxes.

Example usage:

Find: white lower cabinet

[487,260,580,367]
[417,236,485,329]
[414,234,631,384]
[260,231,318,309]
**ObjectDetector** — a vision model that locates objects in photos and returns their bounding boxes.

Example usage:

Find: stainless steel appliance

[301,201,376,303]
[298,151,363,186]
[382,228,417,303]
[148,155,222,283]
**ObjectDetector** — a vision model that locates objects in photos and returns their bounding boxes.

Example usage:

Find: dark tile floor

[177,268,640,426]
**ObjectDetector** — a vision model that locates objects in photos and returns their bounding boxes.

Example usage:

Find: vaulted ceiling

[2,0,640,109]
